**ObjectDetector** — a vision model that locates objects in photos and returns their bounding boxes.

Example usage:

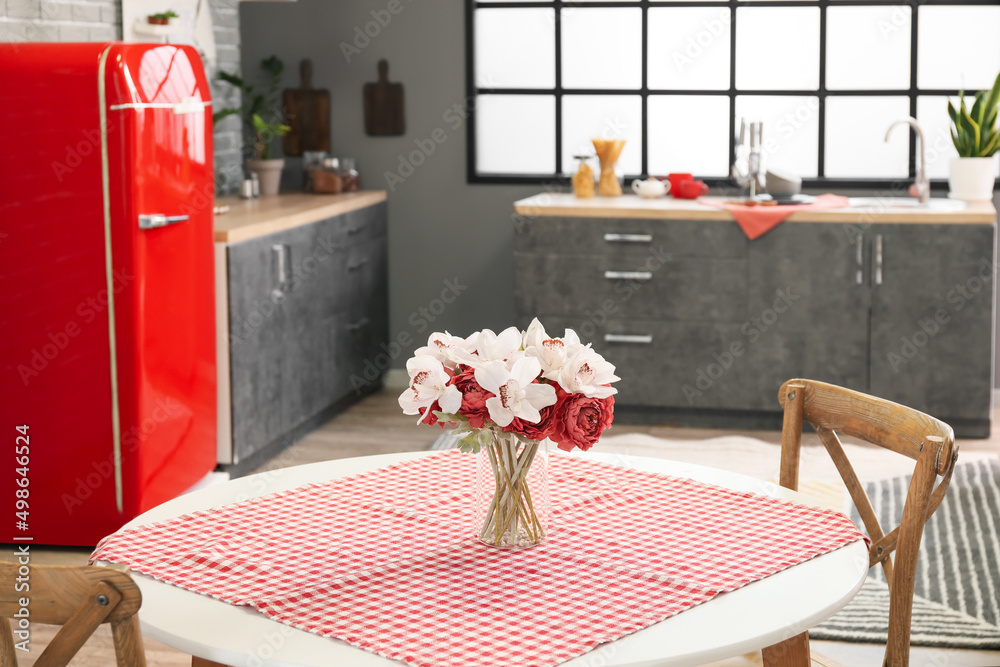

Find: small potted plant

[214,56,291,196]
[147,10,177,25]
[948,71,1000,201]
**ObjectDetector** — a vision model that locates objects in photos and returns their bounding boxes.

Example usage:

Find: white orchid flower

[554,346,619,398]
[474,357,556,427]
[524,318,583,376]
[413,331,477,369]
[452,326,524,368]
[398,355,462,422]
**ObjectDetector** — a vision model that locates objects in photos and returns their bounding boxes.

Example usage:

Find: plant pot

[246,159,285,196]
[147,16,168,24]
[948,157,997,202]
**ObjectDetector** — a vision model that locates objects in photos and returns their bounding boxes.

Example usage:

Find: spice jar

[313,157,342,194]
[341,157,360,192]
[571,154,595,198]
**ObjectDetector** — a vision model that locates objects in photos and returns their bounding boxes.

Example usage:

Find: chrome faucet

[885,117,930,203]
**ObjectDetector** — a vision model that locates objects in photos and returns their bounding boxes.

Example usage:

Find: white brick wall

[0,0,243,194]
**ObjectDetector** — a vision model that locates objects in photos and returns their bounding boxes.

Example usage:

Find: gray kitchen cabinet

[224,201,388,470]
[868,224,994,432]
[514,213,994,436]
[746,223,871,410]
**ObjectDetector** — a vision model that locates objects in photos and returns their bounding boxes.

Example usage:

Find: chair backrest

[778,379,958,667]
[0,562,146,667]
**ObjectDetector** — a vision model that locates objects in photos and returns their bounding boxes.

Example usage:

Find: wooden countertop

[514,193,997,224]
[214,191,387,243]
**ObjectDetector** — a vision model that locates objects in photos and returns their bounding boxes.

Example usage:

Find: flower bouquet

[399,318,619,548]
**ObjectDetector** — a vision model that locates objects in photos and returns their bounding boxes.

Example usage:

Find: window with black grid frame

[465,1,1000,187]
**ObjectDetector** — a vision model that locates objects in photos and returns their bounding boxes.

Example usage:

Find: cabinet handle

[272,244,291,291]
[604,270,652,281]
[874,234,883,286]
[604,334,653,344]
[347,223,366,235]
[347,318,370,332]
[604,233,653,244]
[855,234,864,286]
[348,257,370,271]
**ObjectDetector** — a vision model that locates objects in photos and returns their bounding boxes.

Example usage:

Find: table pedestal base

[192,658,229,667]
[761,631,811,666]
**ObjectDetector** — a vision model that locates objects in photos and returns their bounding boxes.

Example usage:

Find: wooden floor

[4,386,1000,666]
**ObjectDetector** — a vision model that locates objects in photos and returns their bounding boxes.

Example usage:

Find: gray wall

[243,0,1000,386]
[0,0,243,195]
[241,0,539,371]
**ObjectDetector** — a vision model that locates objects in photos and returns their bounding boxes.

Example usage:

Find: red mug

[667,173,693,195]
[675,179,709,199]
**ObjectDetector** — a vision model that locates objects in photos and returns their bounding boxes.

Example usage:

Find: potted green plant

[214,56,291,196]
[147,10,177,25]
[948,71,1000,201]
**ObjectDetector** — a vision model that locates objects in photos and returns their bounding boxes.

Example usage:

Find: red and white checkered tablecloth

[92,451,865,667]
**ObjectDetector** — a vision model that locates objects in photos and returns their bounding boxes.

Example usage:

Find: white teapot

[631,177,669,199]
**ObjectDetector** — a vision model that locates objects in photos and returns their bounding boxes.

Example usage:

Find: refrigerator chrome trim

[109,100,212,113]
[98,45,125,514]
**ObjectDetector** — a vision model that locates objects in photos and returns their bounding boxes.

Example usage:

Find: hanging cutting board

[282,59,330,156]
[363,59,405,136]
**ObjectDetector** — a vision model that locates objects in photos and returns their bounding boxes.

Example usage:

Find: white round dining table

[113,451,869,667]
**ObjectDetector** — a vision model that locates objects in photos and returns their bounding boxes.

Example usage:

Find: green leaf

[948,100,959,124]
[211,108,239,124]
[980,130,1000,158]
[961,104,983,154]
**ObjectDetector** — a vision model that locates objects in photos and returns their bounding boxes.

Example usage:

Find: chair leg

[761,632,811,667]
[1,618,16,663]
[111,615,147,667]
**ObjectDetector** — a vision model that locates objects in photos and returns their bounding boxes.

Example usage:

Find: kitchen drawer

[514,216,747,259]
[514,252,747,322]
[537,317,762,410]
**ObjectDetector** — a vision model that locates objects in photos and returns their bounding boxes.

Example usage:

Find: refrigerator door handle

[139,214,190,230]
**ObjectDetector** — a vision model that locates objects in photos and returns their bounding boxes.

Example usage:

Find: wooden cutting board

[282,59,330,156]
[363,59,405,136]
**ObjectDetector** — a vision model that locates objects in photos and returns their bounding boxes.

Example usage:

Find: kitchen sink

[848,197,967,213]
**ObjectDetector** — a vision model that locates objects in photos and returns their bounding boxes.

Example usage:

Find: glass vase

[475,430,549,549]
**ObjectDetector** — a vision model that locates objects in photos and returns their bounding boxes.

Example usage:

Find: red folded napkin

[703,194,852,240]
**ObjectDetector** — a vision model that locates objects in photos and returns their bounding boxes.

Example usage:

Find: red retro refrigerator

[0,43,218,546]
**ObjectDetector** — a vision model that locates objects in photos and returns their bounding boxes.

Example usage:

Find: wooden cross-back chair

[764,379,958,667]
[0,562,147,667]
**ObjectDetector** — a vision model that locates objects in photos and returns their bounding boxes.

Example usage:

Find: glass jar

[341,157,361,192]
[302,150,328,191]
[571,154,595,198]
[475,430,549,549]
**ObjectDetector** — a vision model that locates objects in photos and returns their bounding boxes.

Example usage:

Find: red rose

[551,392,615,452]
[450,366,494,429]
[502,400,558,441]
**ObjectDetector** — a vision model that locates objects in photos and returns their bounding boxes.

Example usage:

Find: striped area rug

[812,459,1000,649]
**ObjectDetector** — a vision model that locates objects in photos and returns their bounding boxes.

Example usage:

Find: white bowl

[766,169,802,196]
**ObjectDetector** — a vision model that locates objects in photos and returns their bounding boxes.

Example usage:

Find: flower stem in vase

[476,431,549,548]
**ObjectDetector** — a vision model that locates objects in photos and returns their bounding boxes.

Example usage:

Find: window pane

[648,96,730,177]
[475,9,555,89]
[561,8,642,89]
[476,95,555,174]
[735,96,820,177]
[825,97,910,178]
[648,7,731,91]
[917,96,1000,180]
[917,6,1000,90]
[826,6,910,91]
[735,8,820,90]
[562,95,642,175]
